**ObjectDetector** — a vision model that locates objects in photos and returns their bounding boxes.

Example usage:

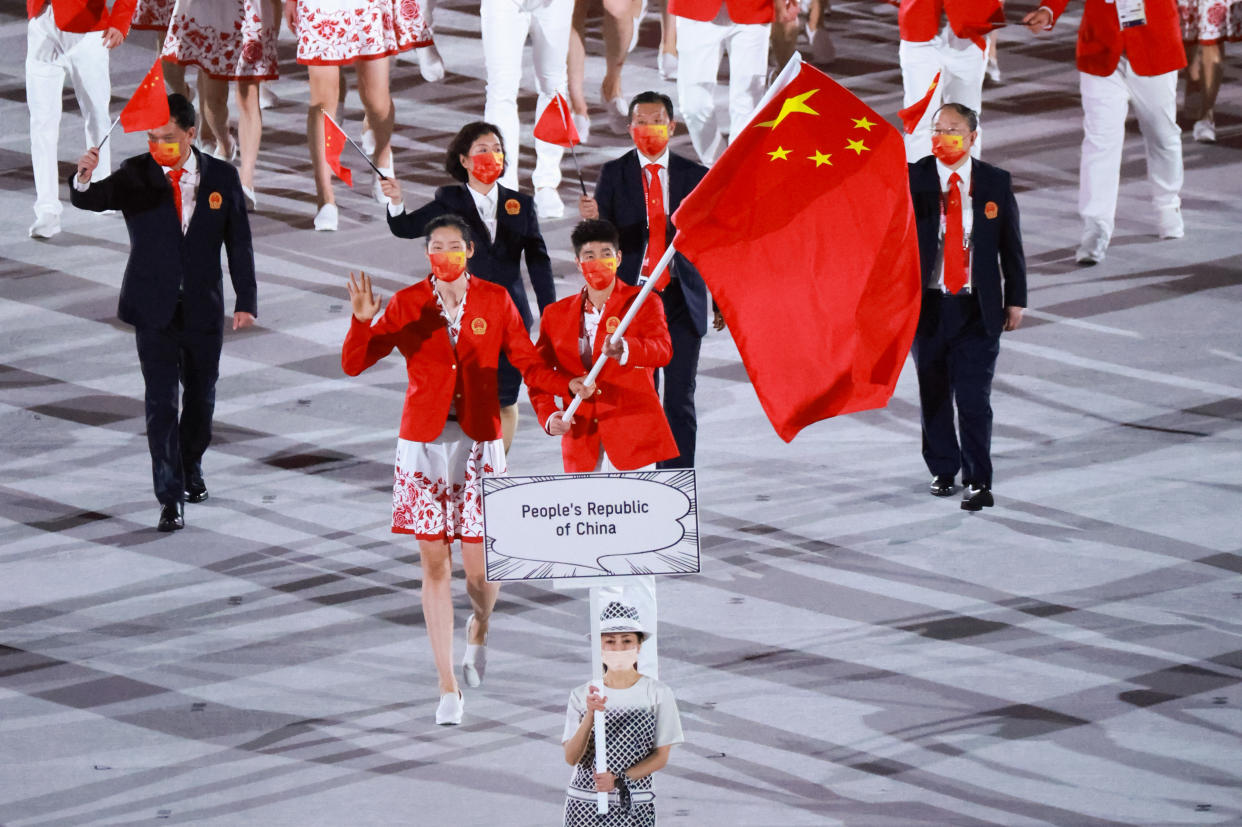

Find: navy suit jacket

[594,149,709,337]
[909,156,1027,339]
[386,183,555,330]
[69,149,257,333]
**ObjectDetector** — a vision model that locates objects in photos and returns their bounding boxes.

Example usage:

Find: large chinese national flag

[119,58,169,133]
[672,57,921,442]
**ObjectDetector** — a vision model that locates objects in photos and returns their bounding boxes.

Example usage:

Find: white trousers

[899,28,987,161]
[26,7,112,218]
[1078,60,1182,240]
[675,16,769,164]
[481,0,571,192]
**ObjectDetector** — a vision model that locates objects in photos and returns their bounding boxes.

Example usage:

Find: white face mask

[601,648,639,672]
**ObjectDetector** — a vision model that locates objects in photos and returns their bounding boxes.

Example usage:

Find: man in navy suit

[72,94,257,532]
[909,103,1026,511]
[578,91,709,469]
[381,121,555,452]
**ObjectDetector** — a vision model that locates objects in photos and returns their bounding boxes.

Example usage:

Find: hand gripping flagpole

[323,111,388,179]
[560,243,678,423]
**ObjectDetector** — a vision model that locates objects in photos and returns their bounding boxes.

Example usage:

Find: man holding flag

[26,0,135,238]
[71,94,257,532]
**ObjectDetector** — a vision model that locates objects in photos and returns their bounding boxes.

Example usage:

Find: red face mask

[630,123,669,158]
[149,140,183,168]
[580,257,618,291]
[468,152,504,186]
[931,134,967,166]
[429,250,468,282]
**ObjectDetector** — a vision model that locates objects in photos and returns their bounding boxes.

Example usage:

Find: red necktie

[168,168,184,229]
[943,171,967,294]
[642,163,669,291]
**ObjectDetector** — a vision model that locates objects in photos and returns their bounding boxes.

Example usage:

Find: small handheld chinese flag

[671,57,921,442]
[119,58,170,133]
[945,0,1006,49]
[322,112,353,187]
[898,70,941,135]
[532,93,581,147]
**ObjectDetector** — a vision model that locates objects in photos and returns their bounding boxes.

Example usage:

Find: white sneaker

[1075,230,1109,265]
[373,167,394,205]
[1192,118,1216,143]
[986,57,1002,85]
[258,84,278,110]
[606,96,629,132]
[534,187,565,219]
[28,212,61,239]
[573,113,591,145]
[658,50,678,80]
[242,185,257,211]
[417,43,446,82]
[314,203,339,232]
[214,142,238,163]
[1156,206,1184,239]
[462,614,487,688]
[435,690,464,725]
[629,0,647,53]
[360,125,376,158]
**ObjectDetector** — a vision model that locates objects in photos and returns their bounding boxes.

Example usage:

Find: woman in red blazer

[530,219,678,473]
[342,214,579,726]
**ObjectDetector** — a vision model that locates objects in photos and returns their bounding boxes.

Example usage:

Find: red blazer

[27,0,135,35]
[529,283,678,472]
[1044,0,1185,76]
[899,0,945,42]
[670,0,774,24]
[342,277,570,443]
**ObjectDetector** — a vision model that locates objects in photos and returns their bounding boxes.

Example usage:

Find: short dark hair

[425,213,473,246]
[935,102,978,133]
[168,93,196,130]
[571,219,620,256]
[445,121,506,183]
[628,91,674,121]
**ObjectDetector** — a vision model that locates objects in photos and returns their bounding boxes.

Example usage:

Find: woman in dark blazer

[380,121,556,451]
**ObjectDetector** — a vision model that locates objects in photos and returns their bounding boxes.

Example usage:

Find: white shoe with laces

[462,614,487,688]
[435,690,464,725]
[534,187,564,220]
[314,203,338,232]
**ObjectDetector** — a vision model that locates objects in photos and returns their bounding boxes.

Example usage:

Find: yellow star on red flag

[808,150,833,167]
[758,90,820,130]
[851,117,876,131]
[768,146,791,161]
[845,139,870,156]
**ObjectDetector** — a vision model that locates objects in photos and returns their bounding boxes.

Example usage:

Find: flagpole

[96,115,122,150]
[560,243,678,423]
[553,95,588,195]
[568,143,587,197]
[324,111,387,179]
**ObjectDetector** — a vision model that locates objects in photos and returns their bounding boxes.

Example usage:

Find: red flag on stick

[119,58,170,133]
[671,58,921,442]
[898,70,941,135]
[533,93,581,147]
[946,0,1006,49]
[322,112,353,187]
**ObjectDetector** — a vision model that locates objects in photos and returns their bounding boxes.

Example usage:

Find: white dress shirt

[934,156,973,292]
[467,183,499,241]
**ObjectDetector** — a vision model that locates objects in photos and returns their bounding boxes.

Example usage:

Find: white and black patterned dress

[561,676,683,827]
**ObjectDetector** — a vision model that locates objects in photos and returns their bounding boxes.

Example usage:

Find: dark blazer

[69,149,257,333]
[387,183,556,330]
[909,156,1027,338]
[594,149,710,337]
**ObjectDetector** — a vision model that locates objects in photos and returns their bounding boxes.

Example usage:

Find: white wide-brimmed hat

[598,601,647,639]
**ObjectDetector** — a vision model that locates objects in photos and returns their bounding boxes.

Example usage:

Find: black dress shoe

[961,485,995,512]
[185,476,208,504]
[158,502,185,532]
[929,475,956,497]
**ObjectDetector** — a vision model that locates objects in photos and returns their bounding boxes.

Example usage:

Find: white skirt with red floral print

[392,422,506,543]
[1180,0,1242,43]
[131,0,175,31]
[161,0,280,81]
[294,0,432,66]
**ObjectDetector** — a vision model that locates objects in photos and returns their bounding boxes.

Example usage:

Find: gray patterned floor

[2,2,1241,825]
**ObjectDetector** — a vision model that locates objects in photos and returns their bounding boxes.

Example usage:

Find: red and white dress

[131,0,175,31]
[161,0,279,80]
[1180,0,1242,42]
[294,0,432,66]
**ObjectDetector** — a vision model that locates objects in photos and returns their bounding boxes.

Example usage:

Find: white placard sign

[482,470,699,581]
